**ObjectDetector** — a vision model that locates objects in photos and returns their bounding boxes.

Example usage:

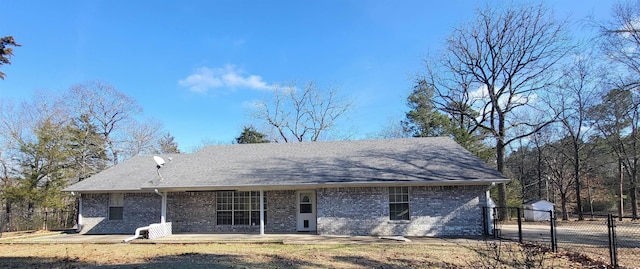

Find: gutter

[141,178,512,192]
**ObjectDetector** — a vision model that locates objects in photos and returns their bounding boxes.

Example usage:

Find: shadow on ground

[0,252,439,269]
[0,253,306,269]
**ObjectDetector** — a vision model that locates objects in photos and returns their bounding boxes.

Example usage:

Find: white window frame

[216,191,266,226]
[389,187,410,221]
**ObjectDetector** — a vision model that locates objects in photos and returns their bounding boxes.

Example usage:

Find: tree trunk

[630,185,637,219]
[496,137,507,220]
[587,178,594,219]
[561,193,569,221]
[631,163,638,219]
[537,146,543,199]
[3,201,10,232]
[574,142,583,220]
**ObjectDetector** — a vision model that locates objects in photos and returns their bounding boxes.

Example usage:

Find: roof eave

[62,188,155,194]
[141,178,511,192]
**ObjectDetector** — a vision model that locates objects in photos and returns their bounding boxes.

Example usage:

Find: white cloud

[469,85,538,108]
[469,85,489,101]
[178,65,272,93]
[241,100,263,109]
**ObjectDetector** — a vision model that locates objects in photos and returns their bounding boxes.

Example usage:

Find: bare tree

[253,81,352,142]
[65,81,158,165]
[424,3,574,212]
[548,52,603,220]
[122,119,162,159]
[594,0,640,219]
[544,138,577,221]
[371,117,411,139]
[598,0,640,87]
[156,131,180,153]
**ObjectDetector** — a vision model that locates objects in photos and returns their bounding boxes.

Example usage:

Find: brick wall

[82,191,296,234]
[266,190,297,233]
[81,186,488,236]
[167,192,217,233]
[316,185,488,236]
[166,190,296,233]
[80,193,160,234]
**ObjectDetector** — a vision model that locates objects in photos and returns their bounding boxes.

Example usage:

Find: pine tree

[66,114,109,183]
[236,126,269,144]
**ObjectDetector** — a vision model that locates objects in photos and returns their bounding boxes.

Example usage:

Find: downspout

[260,190,265,235]
[155,189,167,223]
[487,183,495,236]
[71,192,83,233]
[123,225,150,243]
[123,190,167,243]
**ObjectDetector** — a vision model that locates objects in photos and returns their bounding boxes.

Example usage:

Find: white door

[296,191,317,231]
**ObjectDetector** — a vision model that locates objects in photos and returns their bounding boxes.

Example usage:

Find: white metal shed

[523,200,554,221]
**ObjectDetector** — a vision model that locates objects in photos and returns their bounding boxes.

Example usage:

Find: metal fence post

[493,207,499,238]
[608,214,618,268]
[482,207,488,236]
[550,210,557,252]
[517,207,523,243]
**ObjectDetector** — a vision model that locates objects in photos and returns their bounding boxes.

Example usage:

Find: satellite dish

[153,156,165,168]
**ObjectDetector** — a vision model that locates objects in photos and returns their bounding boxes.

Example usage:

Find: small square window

[109,193,124,220]
[300,204,312,214]
[109,207,123,220]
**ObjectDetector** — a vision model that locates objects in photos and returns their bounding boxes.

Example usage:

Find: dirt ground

[0,242,611,268]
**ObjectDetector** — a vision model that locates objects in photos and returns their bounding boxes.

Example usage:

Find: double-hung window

[216,191,266,226]
[109,193,124,220]
[389,187,409,220]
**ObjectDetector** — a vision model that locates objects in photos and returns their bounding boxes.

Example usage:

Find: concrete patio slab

[0,232,489,245]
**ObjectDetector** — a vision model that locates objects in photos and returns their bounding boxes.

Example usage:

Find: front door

[296,190,317,231]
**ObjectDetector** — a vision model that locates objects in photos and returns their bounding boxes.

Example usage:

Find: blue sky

[0,1,613,152]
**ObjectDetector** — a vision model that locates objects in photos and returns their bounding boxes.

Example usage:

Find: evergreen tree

[402,80,451,137]
[6,117,71,214]
[403,80,493,161]
[66,114,108,183]
[236,126,269,144]
[0,36,20,80]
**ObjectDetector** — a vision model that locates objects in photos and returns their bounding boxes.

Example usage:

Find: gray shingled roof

[64,137,509,193]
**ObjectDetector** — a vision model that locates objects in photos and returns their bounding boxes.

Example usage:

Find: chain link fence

[489,207,556,247]
[607,216,640,268]
[487,207,640,268]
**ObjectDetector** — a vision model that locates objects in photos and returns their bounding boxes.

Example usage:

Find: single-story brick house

[64,137,508,237]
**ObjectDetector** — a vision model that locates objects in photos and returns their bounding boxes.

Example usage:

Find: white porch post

[77,193,83,230]
[486,190,493,235]
[161,192,167,223]
[260,189,265,235]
